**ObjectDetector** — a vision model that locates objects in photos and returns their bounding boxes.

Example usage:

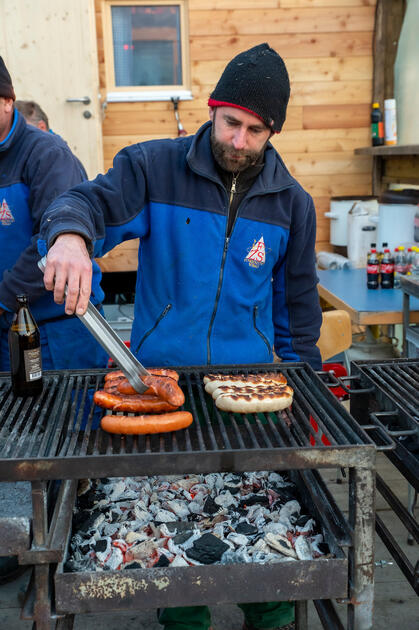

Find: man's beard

[210,128,264,173]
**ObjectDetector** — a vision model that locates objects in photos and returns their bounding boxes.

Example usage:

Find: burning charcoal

[310,539,330,556]
[268,472,287,486]
[189,499,205,514]
[80,543,91,555]
[224,485,241,495]
[271,487,298,503]
[154,554,170,568]
[74,509,105,532]
[202,496,219,515]
[177,530,201,551]
[102,523,119,537]
[296,518,315,534]
[227,533,249,547]
[279,500,301,524]
[166,521,195,534]
[78,489,106,511]
[173,531,195,546]
[235,521,258,536]
[93,539,109,554]
[239,494,269,508]
[294,535,313,560]
[95,539,112,564]
[214,490,236,508]
[123,561,143,570]
[175,476,201,492]
[204,473,224,491]
[104,547,124,570]
[186,533,230,564]
[265,533,297,559]
[165,500,190,519]
[220,548,251,564]
[171,555,189,567]
[152,509,177,523]
[263,522,288,537]
[125,531,149,545]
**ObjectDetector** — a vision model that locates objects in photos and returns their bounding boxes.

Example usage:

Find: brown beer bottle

[8,295,43,396]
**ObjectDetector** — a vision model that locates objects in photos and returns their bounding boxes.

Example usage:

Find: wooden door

[0,0,103,178]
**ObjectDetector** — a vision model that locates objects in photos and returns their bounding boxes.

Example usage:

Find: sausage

[116,379,155,396]
[93,390,178,413]
[101,411,193,434]
[142,374,185,407]
[104,368,179,383]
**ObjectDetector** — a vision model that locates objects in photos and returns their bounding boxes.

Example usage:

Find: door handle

[66,96,91,105]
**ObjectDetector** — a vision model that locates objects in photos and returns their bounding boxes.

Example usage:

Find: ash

[66,471,331,572]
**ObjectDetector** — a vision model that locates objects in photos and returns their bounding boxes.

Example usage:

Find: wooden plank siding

[95,0,375,268]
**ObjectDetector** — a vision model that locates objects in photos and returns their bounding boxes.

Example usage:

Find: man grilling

[39,43,322,630]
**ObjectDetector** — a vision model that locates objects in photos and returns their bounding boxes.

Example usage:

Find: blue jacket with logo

[40,121,322,368]
[0,109,104,320]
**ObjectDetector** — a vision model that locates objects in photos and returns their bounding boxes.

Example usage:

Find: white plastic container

[384,99,397,145]
[370,189,419,251]
[347,202,378,268]
[394,0,419,144]
[325,196,377,246]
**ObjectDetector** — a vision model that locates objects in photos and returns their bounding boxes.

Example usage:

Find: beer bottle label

[23,348,42,381]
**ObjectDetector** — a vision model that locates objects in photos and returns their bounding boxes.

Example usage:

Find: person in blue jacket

[0,57,107,373]
[0,56,108,584]
[39,44,322,630]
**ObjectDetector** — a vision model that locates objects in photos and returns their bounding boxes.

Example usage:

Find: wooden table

[317,268,419,326]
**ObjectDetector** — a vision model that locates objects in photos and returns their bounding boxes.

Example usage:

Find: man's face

[0,97,14,143]
[209,106,272,172]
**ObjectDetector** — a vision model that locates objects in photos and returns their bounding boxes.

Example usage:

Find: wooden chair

[317,309,352,368]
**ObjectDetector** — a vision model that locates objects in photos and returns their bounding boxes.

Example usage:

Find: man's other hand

[43,234,92,315]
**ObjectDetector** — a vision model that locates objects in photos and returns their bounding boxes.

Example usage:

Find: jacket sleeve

[39,144,150,260]
[272,193,322,370]
[0,141,87,312]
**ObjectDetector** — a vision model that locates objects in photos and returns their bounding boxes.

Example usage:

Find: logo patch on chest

[245,235,266,268]
[0,199,15,225]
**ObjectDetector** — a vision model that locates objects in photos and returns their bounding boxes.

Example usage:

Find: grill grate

[0,363,375,481]
[351,358,418,423]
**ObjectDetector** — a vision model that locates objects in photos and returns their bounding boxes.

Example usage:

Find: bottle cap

[372,102,380,108]
[16,294,28,301]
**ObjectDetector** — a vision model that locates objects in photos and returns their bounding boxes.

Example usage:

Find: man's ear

[37,120,48,131]
[208,106,215,122]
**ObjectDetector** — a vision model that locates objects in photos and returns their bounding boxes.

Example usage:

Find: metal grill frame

[347,358,419,594]
[0,363,376,630]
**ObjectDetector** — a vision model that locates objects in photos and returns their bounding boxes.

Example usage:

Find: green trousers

[158,601,294,629]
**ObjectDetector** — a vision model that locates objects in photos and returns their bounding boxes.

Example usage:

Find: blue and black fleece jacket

[40,121,322,368]
[0,109,103,321]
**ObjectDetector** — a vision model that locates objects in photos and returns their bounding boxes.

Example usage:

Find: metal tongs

[38,256,149,393]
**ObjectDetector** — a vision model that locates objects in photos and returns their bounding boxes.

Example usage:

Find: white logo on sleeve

[245,235,266,268]
[0,199,15,225]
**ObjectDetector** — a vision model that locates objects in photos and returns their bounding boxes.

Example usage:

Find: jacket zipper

[253,305,271,354]
[135,303,172,354]
[206,174,238,364]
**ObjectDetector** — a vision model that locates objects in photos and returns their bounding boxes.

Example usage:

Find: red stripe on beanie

[208,98,278,132]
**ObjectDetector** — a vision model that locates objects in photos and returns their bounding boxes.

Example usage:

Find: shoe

[242,623,295,630]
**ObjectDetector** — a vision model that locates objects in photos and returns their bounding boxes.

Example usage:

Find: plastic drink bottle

[380,248,394,289]
[366,243,379,289]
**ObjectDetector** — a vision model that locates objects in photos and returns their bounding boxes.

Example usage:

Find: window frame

[102,0,191,102]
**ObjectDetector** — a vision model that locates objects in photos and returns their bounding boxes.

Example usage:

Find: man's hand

[43,234,92,315]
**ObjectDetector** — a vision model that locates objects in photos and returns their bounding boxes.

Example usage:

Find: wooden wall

[95,0,376,264]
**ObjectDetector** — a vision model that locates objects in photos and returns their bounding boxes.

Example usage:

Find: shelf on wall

[354,145,419,156]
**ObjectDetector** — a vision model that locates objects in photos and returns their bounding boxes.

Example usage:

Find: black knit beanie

[0,57,15,100]
[208,43,290,133]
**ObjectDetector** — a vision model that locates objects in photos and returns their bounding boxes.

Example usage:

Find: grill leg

[31,481,53,630]
[348,466,375,630]
[295,600,308,630]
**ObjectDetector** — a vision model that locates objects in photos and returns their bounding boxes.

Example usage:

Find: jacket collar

[0,108,23,153]
[186,121,296,194]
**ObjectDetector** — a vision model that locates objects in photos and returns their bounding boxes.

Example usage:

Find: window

[103,1,191,102]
